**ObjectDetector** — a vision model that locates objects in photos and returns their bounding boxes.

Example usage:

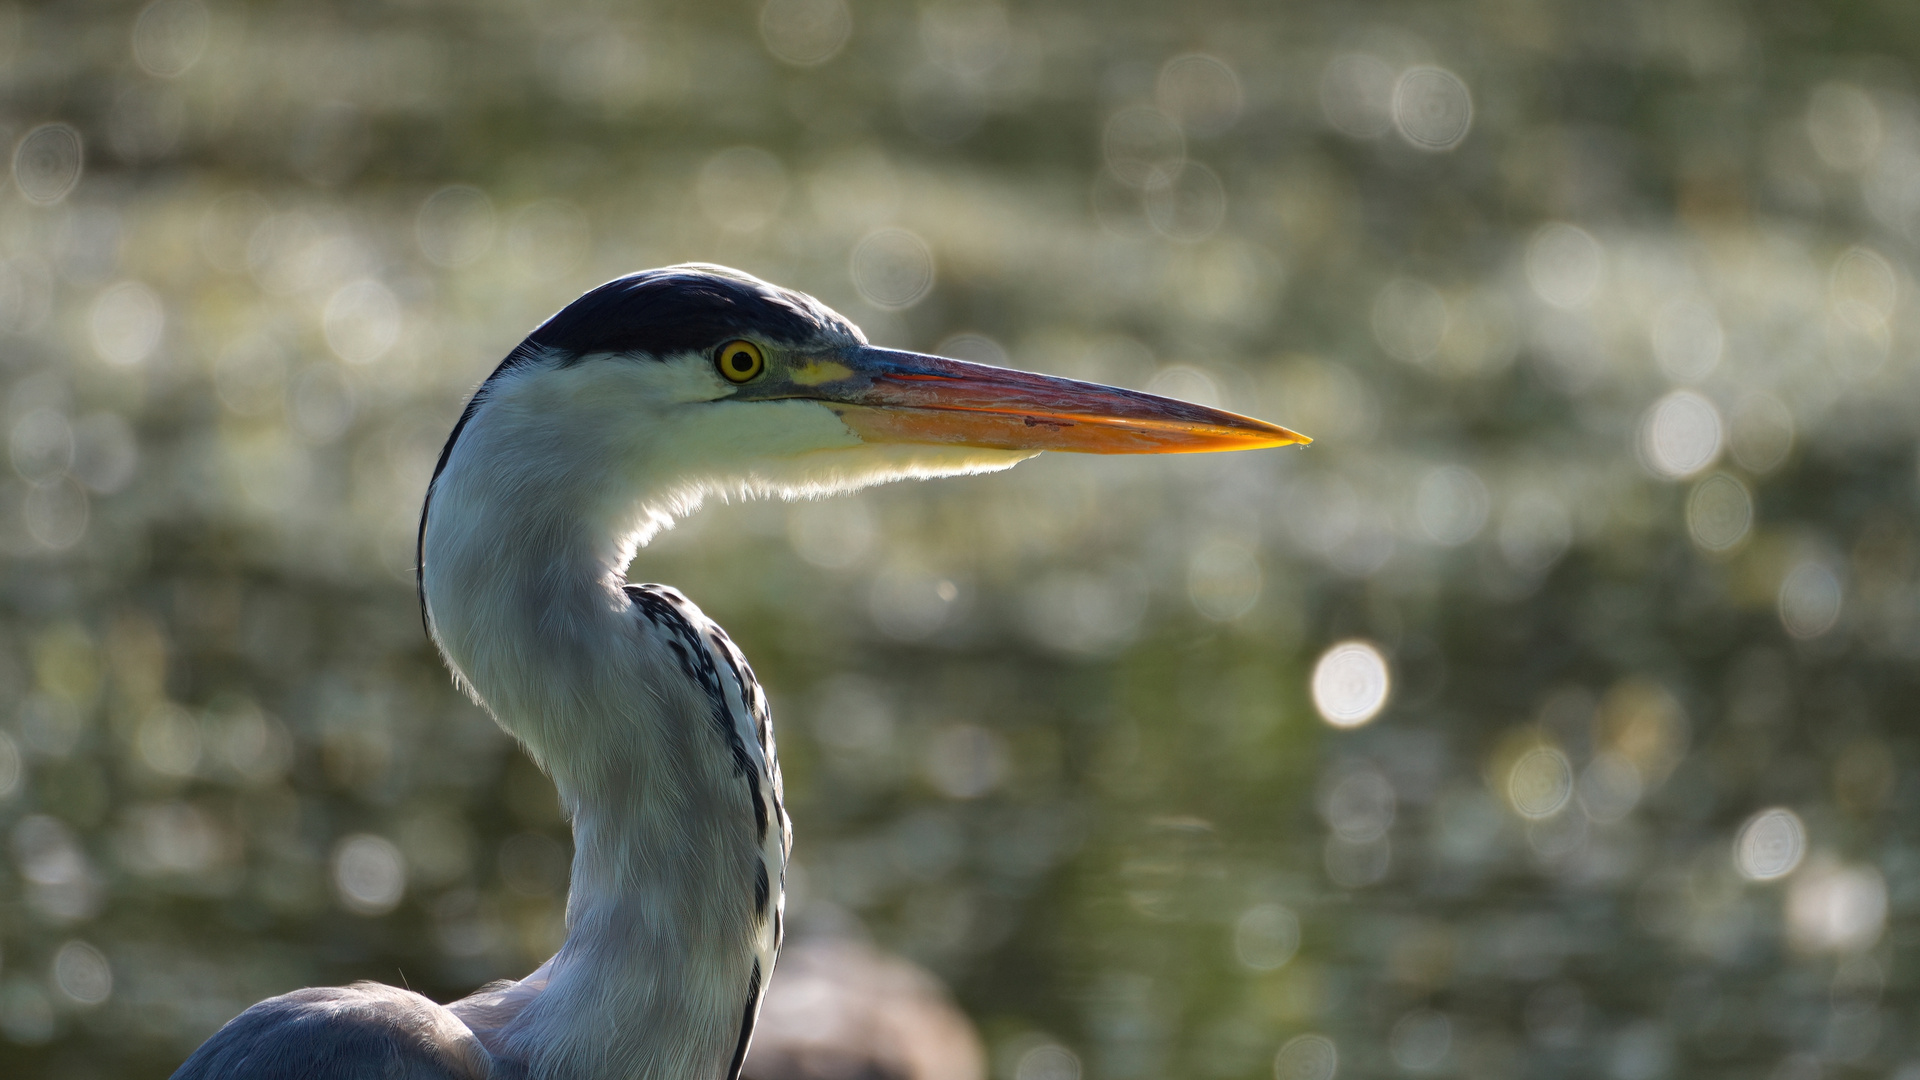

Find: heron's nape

[172,264,1307,1080]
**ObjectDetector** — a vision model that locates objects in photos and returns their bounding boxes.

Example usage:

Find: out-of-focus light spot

[1577,752,1642,823]
[890,809,963,882]
[1827,311,1891,381]
[1640,389,1722,479]
[1608,1021,1672,1080]
[1144,162,1225,242]
[251,212,369,297]
[924,723,1006,799]
[1212,251,1301,320]
[69,412,137,495]
[323,279,401,365]
[1829,246,1897,330]
[1167,240,1274,319]
[1392,67,1472,150]
[1526,223,1604,309]
[1273,1033,1339,1080]
[1016,1043,1080,1080]
[13,814,99,922]
[1434,285,1517,377]
[1524,806,1588,860]
[215,332,289,416]
[851,228,934,308]
[1325,833,1390,887]
[1778,560,1843,639]
[13,124,83,204]
[396,809,474,889]
[919,0,1010,78]
[217,702,292,781]
[0,980,54,1045]
[1172,238,1274,321]
[332,833,406,915]
[759,0,851,66]
[1596,679,1689,787]
[1202,256,1296,329]
[1433,787,1502,865]
[1807,82,1881,172]
[1146,364,1221,408]
[1103,106,1184,187]
[1498,490,1573,575]
[1188,538,1261,621]
[697,147,790,233]
[1730,393,1793,473]
[1285,474,1360,559]
[136,703,200,776]
[1320,767,1396,842]
[1312,641,1390,727]
[18,693,85,758]
[1415,465,1489,546]
[289,365,354,443]
[1371,278,1448,364]
[1787,861,1887,953]
[811,675,894,754]
[89,280,164,366]
[416,186,495,268]
[505,199,590,283]
[24,478,87,550]
[1686,473,1752,552]
[787,497,875,570]
[0,732,19,799]
[1832,954,1885,1002]
[1266,358,1378,444]
[869,564,958,639]
[1388,1009,1452,1073]
[934,332,1009,367]
[1650,298,1723,383]
[1508,746,1573,819]
[1025,570,1147,656]
[1321,53,1395,138]
[132,0,208,78]
[1157,54,1242,136]
[1734,807,1805,881]
[0,256,53,334]
[1233,903,1300,971]
[1089,167,1151,238]
[11,407,73,484]
[133,800,220,873]
[198,191,272,274]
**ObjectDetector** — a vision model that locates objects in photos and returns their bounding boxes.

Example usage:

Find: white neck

[422,385,766,1080]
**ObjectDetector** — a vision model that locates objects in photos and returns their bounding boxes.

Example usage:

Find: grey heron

[172,265,1307,1080]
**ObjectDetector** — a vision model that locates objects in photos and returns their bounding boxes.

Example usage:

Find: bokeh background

[2,0,1919,1077]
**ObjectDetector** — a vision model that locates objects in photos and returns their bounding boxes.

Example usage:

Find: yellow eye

[716,340,766,383]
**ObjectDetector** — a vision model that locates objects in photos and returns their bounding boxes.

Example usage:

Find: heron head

[441,263,1304,499]
[422,262,1309,583]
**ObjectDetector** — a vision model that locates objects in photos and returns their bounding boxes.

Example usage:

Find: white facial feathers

[435,350,1034,553]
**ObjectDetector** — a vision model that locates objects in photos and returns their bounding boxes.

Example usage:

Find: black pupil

[730,351,753,372]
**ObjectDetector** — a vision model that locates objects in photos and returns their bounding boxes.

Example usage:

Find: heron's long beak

[788,346,1309,455]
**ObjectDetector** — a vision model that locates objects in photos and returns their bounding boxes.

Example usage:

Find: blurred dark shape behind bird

[742,940,985,1080]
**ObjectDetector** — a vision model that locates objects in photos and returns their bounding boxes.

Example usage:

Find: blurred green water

[2,1,1920,1077]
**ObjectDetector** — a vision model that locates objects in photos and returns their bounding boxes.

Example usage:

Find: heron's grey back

[171,983,516,1080]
